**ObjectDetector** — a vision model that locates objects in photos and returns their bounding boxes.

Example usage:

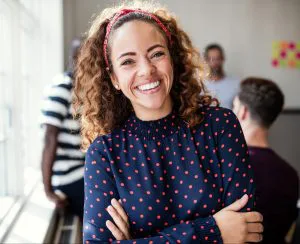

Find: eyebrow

[117,44,165,60]
[147,44,165,53]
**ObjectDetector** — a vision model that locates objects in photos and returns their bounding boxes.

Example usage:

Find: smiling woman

[73,1,263,243]
[109,20,174,121]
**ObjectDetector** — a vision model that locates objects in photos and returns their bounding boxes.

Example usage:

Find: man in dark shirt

[233,77,299,244]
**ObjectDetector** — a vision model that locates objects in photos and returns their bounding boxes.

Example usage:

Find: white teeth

[137,81,160,91]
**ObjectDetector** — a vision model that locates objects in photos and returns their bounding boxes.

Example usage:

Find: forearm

[41,125,59,193]
[84,216,222,243]
[41,149,56,192]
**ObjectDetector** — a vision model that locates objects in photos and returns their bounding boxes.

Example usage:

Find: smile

[137,81,161,91]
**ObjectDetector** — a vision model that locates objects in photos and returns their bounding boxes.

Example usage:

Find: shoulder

[87,127,124,153]
[198,106,241,138]
[85,136,117,176]
[201,106,238,124]
[223,76,240,89]
[44,73,73,98]
[52,73,73,88]
[224,76,240,83]
[88,134,111,152]
[272,151,299,180]
[87,113,133,154]
[85,136,110,164]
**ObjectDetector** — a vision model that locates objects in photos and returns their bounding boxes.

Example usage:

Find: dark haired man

[233,77,299,243]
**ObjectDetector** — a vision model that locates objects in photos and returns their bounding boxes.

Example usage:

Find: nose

[137,57,156,77]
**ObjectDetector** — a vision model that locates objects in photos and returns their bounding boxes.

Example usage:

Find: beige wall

[63,0,300,108]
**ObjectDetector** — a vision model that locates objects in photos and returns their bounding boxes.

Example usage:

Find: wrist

[194,215,223,243]
[44,186,53,195]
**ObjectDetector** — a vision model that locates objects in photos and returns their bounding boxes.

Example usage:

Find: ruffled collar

[124,110,183,140]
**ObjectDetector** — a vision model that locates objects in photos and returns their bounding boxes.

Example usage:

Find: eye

[151,51,165,59]
[121,59,135,66]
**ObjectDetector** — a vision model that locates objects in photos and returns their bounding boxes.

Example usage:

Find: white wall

[63,0,114,69]
[269,113,300,179]
[63,0,300,175]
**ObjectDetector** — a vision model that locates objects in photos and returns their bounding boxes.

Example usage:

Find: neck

[209,71,224,81]
[133,97,173,121]
[243,123,270,148]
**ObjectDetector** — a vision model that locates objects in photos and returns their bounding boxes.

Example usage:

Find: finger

[111,198,129,223]
[247,223,264,233]
[243,212,263,223]
[57,200,66,206]
[246,233,263,242]
[107,205,130,239]
[55,198,68,208]
[56,202,65,209]
[223,194,248,212]
[106,220,126,240]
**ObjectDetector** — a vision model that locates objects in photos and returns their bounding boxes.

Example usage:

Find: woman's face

[109,20,174,120]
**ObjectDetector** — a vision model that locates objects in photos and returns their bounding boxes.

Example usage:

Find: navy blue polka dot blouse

[83,106,255,243]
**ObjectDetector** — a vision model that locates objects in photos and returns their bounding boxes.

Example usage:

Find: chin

[144,102,165,111]
[137,97,168,111]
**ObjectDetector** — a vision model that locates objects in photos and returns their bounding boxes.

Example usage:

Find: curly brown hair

[73,1,217,150]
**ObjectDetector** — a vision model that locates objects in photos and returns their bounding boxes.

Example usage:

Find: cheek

[160,59,173,80]
[160,64,173,92]
[166,64,174,86]
[114,69,134,87]
[117,76,137,97]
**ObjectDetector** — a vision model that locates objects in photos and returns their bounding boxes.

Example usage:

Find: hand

[106,198,132,240]
[213,194,263,243]
[45,190,68,209]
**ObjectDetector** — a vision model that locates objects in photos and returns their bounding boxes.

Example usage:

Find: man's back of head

[235,77,284,129]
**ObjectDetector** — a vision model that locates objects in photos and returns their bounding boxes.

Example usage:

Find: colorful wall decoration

[272,41,300,69]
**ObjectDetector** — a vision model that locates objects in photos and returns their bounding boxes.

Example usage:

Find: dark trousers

[54,178,84,219]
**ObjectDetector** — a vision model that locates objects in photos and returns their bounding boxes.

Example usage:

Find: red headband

[103,9,172,69]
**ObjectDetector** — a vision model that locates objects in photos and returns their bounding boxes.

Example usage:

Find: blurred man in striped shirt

[40,38,84,218]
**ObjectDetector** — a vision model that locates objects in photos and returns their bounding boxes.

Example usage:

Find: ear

[109,71,120,90]
[240,104,248,121]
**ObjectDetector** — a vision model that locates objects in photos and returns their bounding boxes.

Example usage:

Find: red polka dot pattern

[83,107,255,243]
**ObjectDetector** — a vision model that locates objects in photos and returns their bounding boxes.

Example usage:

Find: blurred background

[0,0,299,243]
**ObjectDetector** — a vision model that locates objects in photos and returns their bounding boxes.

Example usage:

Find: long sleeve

[83,141,222,244]
[83,144,119,243]
[215,109,255,211]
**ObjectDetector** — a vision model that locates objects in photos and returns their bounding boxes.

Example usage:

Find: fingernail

[111,198,118,206]
[107,205,113,212]
[106,220,112,228]
[241,194,248,200]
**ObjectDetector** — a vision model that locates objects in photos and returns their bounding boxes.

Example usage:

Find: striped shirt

[40,72,84,187]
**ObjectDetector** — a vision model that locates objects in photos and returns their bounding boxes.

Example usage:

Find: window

[0,0,63,239]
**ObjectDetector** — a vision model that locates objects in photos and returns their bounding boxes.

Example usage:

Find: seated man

[233,77,299,244]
